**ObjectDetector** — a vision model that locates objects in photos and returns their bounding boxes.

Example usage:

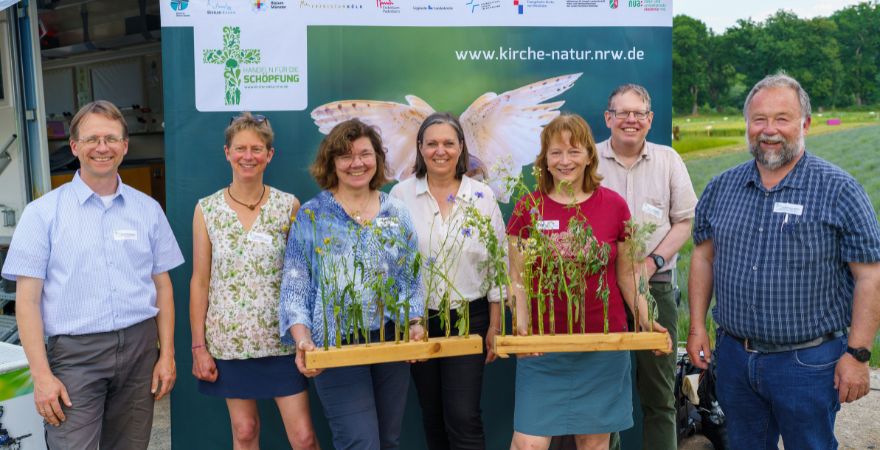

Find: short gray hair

[607,84,651,111]
[743,73,811,120]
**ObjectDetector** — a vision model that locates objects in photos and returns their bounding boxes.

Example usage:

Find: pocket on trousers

[794,338,845,369]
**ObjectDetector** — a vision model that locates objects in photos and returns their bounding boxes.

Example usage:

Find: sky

[674,0,874,33]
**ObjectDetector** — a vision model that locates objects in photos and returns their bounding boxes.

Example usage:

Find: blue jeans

[714,329,845,450]
[313,323,410,450]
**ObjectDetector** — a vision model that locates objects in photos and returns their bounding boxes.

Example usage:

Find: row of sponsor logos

[170,0,667,17]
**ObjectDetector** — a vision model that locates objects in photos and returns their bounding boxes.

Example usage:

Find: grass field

[671,111,880,154]
[674,124,880,367]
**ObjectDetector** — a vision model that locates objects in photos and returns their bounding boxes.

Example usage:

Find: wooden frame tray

[306,335,483,369]
[494,332,668,357]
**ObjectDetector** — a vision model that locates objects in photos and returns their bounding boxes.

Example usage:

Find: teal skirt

[514,351,633,436]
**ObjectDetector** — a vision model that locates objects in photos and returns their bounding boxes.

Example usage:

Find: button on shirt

[390,175,508,310]
[1,172,184,337]
[693,152,880,344]
[596,139,697,270]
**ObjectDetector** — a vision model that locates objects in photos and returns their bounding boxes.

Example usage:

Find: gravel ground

[149,370,880,449]
[680,368,880,450]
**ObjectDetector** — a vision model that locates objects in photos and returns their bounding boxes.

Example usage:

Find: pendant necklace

[227,184,266,210]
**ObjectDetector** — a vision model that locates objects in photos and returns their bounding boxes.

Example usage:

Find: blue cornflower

[474,191,484,199]
[446,194,456,204]
[462,227,473,237]
[529,207,539,215]
[425,256,437,267]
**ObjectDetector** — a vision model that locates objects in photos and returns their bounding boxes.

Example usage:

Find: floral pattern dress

[201,187,296,360]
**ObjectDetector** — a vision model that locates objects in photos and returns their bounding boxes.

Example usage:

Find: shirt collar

[71,171,126,205]
[744,151,810,191]
[598,138,651,164]
[414,175,474,199]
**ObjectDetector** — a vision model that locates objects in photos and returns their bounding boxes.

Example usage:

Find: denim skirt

[198,354,308,399]
[514,350,633,436]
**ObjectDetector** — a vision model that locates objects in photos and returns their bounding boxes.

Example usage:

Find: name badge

[247,232,273,245]
[375,217,398,228]
[536,220,559,231]
[641,203,663,219]
[113,229,138,241]
[772,202,804,215]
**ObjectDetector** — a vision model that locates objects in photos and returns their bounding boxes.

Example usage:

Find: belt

[727,330,845,353]
[649,270,673,283]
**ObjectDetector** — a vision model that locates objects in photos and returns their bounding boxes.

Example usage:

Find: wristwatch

[846,346,871,363]
[649,253,666,270]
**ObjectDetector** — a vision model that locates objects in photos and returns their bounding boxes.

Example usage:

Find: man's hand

[151,355,176,400]
[485,326,498,364]
[686,326,712,370]
[191,347,218,382]
[33,373,71,426]
[834,353,870,403]
[641,321,672,356]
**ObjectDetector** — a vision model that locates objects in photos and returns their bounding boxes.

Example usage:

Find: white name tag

[641,203,663,219]
[375,217,398,228]
[113,229,138,241]
[247,232,273,245]
[772,202,804,215]
[536,220,559,231]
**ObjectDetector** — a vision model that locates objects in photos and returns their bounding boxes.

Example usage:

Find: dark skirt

[197,354,308,399]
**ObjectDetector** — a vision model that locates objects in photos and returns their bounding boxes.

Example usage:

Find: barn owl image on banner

[310,73,583,202]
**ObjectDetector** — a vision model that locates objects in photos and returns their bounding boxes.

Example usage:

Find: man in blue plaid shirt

[686,73,880,449]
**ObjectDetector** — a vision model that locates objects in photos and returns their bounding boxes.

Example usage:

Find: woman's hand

[515,323,543,358]
[191,346,218,382]
[295,339,324,378]
[407,323,429,363]
[639,320,673,356]
[485,326,498,364]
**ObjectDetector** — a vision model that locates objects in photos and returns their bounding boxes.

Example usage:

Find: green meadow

[673,124,880,367]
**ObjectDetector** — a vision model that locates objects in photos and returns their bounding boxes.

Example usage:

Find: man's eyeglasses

[77,135,125,148]
[607,110,651,120]
[229,114,267,125]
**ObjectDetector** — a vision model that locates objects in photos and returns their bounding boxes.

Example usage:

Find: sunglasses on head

[229,114,267,125]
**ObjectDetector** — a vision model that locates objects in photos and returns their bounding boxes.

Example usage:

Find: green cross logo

[203,26,261,106]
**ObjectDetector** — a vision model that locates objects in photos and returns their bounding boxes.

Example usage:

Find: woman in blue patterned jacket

[280,118,425,449]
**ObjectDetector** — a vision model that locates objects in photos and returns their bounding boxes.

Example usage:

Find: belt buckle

[743,338,759,353]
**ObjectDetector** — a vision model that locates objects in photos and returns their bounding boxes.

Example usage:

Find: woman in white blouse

[390,112,507,450]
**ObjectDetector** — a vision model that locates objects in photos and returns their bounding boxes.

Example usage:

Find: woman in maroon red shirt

[506,113,667,450]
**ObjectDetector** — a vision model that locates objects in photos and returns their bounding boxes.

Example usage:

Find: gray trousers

[45,318,159,450]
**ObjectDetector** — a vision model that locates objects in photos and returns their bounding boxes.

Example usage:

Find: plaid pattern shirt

[693,152,880,344]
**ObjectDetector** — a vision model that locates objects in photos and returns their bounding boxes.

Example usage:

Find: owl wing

[459,73,583,202]
[310,96,435,181]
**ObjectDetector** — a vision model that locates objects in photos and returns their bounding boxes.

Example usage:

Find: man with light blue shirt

[1,100,184,450]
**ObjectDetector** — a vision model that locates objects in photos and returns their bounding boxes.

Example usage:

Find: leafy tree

[833,3,880,106]
[672,15,709,115]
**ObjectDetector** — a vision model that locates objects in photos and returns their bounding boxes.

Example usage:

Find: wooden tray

[494,332,668,357]
[306,335,483,369]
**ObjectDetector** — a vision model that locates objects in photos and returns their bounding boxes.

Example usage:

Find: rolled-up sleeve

[692,177,717,245]
[669,154,698,223]
[279,211,315,345]
[1,204,50,281]
[151,204,185,275]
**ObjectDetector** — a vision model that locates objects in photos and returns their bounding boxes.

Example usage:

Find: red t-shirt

[506,187,631,334]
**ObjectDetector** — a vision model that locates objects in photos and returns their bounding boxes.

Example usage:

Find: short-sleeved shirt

[390,175,508,309]
[200,187,296,360]
[1,172,184,337]
[506,187,630,334]
[693,152,880,344]
[279,191,424,348]
[596,139,697,269]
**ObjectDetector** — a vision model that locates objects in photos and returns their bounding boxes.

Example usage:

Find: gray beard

[748,132,803,170]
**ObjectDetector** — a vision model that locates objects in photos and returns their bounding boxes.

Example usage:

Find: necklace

[336,191,373,224]
[227,184,265,210]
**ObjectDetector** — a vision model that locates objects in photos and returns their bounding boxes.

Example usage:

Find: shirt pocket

[640,197,668,226]
[782,221,831,269]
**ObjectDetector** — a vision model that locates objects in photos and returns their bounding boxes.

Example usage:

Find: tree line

[673,2,880,115]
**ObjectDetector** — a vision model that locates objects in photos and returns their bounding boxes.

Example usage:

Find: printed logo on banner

[513,0,555,14]
[413,4,454,11]
[564,0,601,7]
[627,0,641,6]
[299,0,364,8]
[609,0,618,8]
[207,0,236,15]
[202,27,262,106]
[253,0,268,11]
[641,0,666,12]
[376,0,400,13]
[170,0,189,11]
[466,0,500,13]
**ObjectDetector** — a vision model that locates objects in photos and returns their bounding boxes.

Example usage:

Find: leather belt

[649,270,673,283]
[727,330,845,353]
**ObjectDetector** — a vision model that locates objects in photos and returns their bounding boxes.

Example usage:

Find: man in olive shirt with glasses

[598,84,697,450]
